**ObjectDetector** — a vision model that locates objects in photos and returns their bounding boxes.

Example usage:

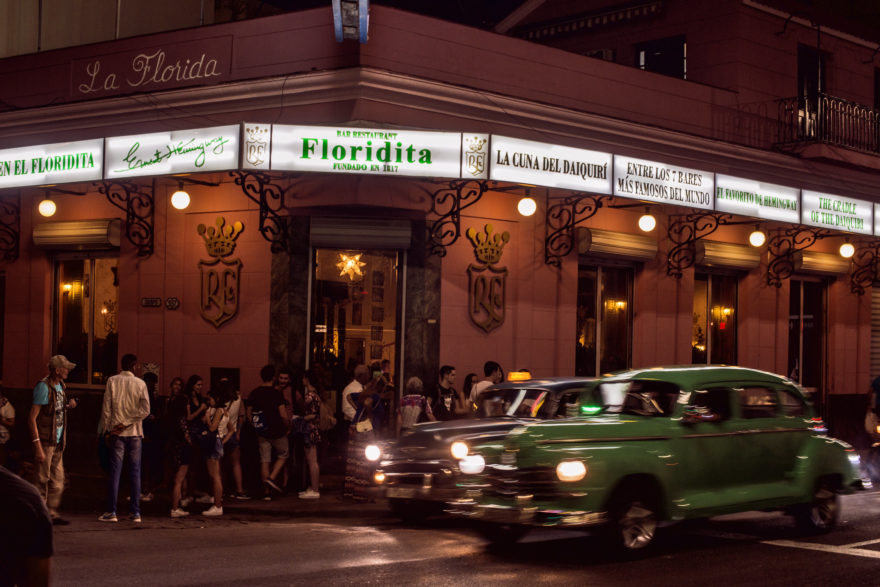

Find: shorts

[257,435,289,463]
[198,432,224,460]
[223,434,239,453]
[174,442,192,467]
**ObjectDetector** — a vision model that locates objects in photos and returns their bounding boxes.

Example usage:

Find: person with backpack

[245,365,289,501]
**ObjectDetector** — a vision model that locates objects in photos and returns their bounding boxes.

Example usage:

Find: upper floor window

[54,257,118,386]
[635,35,686,79]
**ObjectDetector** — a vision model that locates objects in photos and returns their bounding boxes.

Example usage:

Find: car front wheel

[605,496,659,553]
[794,481,839,533]
[476,522,529,546]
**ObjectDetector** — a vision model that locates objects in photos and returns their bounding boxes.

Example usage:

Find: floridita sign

[0,122,876,235]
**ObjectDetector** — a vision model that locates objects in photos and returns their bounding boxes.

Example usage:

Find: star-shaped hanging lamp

[337,253,366,280]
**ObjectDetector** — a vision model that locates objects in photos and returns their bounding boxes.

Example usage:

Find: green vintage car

[453,365,864,552]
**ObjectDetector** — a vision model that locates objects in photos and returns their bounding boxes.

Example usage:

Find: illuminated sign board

[0,139,103,188]
[801,190,872,235]
[489,136,612,193]
[104,125,240,179]
[613,156,713,210]
[714,174,799,223]
[271,125,463,178]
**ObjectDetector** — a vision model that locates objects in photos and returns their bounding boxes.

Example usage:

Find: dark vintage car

[452,366,864,552]
[367,377,598,522]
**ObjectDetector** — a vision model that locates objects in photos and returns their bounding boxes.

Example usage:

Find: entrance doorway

[788,280,825,400]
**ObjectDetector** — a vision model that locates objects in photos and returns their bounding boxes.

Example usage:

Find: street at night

[51,490,880,586]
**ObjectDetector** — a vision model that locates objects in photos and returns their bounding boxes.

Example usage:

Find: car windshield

[475,388,549,418]
[600,380,681,416]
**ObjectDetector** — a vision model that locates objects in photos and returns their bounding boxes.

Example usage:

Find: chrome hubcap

[620,502,656,549]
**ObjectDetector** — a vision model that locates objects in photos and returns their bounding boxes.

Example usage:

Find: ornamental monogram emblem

[198,216,244,327]
[463,135,489,178]
[466,223,510,333]
[244,124,270,168]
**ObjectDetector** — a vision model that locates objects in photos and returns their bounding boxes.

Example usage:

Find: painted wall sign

[105,125,240,179]
[270,125,463,178]
[70,37,232,100]
[613,155,714,210]
[198,216,244,328]
[466,223,509,334]
[0,139,103,189]
[489,135,612,193]
[714,174,799,223]
[801,190,872,235]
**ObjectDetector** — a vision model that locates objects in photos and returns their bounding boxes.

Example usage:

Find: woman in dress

[200,386,229,516]
[298,369,322,499]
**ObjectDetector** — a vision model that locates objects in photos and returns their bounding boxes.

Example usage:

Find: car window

[779,389,807,417]
[475,388,548,418]
[610,380,680,416]
[690,387,731,422]
[738,386,778,419]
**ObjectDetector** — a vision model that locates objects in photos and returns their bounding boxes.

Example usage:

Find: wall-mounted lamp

[839,240,855,259]
[748,225,766,247]
[638,208,656,232]
[170,182,191,210]
[517,189,537,217]
[38,196,56,217]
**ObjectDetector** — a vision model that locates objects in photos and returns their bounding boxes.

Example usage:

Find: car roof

[485,377,596,391]
[600,365,794,388]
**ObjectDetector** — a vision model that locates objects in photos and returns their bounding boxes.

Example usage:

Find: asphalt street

[49,489,880,586]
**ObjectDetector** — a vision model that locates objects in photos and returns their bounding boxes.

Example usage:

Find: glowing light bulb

[171,189,191,210]
[517,197,537,217]
[749,230,766,247]
[839,242,855,258]
[38,199,56,217]
[638,213,656,232]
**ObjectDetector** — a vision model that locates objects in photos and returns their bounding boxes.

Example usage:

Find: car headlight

[365,444,382,462]
[556,460,587,482]
[450,441,469,460]
[459,454,485,475]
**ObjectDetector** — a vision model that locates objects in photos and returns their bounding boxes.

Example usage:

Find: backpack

[318,399,337,432]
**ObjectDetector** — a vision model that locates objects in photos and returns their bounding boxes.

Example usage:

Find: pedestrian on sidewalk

[200,386,229,517]
[221,382,248,500]
[28,354,78,526]
[246,364,289,500]
[168,377,193,518]
[99,353,150,523]
[298,369,322,499]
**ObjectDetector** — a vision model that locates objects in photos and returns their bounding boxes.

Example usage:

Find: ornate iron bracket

[230,170,292,254]
[97,181,154,257]
[0,193,20,261]
[850,239,880,295]
[544,193,608,267]
[427,179,489,257]
[766,226,834,287]
[666,212,734,277]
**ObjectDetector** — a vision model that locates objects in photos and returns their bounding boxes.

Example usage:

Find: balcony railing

[777,93,880,155]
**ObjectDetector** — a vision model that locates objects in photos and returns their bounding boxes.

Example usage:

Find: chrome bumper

[449,499,607,528]
[385,485,467,501]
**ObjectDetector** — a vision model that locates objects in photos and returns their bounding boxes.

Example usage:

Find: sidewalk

[62,470,389,521]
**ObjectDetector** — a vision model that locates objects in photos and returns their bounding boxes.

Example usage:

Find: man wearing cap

[28,354,78,525]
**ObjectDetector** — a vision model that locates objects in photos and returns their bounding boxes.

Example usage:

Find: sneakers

[233,491,251,500]
[298,489,320,499]
[262,493,272,501]
[129,514,142,523]
[180,497,193,508]
[98,512,118,522]
[196,494,215,504]
[141,493,154,502]
[202,505,223,517]
[170,508,190,518]
[264,478,282,493]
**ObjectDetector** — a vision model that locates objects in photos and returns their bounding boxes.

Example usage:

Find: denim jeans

[107,435,142,516]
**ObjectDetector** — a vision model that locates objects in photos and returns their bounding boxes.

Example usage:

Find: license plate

[387,487,416,498]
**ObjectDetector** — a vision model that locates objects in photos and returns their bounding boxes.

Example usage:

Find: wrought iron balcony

[777,93,880,155]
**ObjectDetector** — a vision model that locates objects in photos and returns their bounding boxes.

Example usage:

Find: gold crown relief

[198,216,244,258]
[245,125,269,142]
[465,136,487,153]
[466,223,510,265]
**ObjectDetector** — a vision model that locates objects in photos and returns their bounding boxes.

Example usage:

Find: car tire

[794,481,839,533]
[476,522,529,546]
[389,498,434,524]
[604,493,659,554]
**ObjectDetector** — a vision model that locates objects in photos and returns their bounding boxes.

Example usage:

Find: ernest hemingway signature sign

[104,125,240,179]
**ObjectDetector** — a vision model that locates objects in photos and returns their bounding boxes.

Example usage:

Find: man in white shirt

[99,353,150,523]
[341,364,370,423]
[469,361,504,404]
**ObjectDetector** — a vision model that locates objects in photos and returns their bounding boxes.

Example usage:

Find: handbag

[355,418,373,433]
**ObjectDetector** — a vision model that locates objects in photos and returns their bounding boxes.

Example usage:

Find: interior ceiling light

[517,196,537,217]
[839,241,855,259]
[38,197,56,217]
[748,226,766,247]
[171,182,191,210]
[638,209,656,232]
